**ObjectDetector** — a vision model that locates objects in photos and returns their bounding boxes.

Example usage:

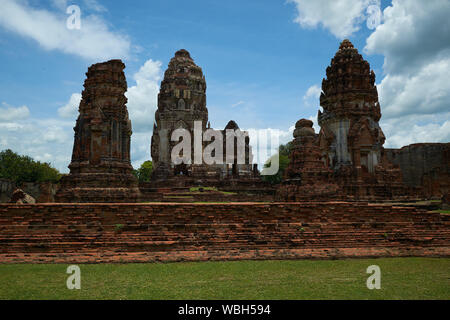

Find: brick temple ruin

[279,40,432,201]
[55,60,141,203]
[0,40,448,264]
[0,42,445,204]
[151,49,254,181]
[140,49,272,201]
[8,43,442,204]
[386,143,450,199]
[0,202,448,263]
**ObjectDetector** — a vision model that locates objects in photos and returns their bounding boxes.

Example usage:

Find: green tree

[0,149,61,184]
[260,142,292,184]
[278,141,293,158]
[134,160,153,183]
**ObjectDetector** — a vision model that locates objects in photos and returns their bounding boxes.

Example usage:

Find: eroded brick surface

[0,202,448,263]
[55,60,140,203]
[279,40,409,201]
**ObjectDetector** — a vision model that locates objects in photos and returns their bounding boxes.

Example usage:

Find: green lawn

[0,258,448,300]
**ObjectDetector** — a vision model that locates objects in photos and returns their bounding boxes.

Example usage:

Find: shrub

[0,149,61,184]
[133,160,153,183]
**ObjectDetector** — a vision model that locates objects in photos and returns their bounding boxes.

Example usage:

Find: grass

[189,187,217,192]
[189,186,237,195]
[114,224,124,232]
[0,258,449,300]
[433,210,450,215]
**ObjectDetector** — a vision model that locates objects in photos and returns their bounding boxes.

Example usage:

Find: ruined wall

[0,179,58,203]
[0,179,15,203]
[0,202,448,263]
[386,143,450,197]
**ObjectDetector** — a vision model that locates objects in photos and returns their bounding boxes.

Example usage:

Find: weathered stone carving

[55,60,140,203]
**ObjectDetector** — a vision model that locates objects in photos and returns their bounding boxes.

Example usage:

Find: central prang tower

[151,49,209,179]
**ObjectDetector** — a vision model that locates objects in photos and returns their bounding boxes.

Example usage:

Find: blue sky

[0,0,449,172]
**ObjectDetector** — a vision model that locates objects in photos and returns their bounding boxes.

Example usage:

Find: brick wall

[0,202,448,263]
[386,143,450,198]
[0,180,59,203]
[140,190,274,203]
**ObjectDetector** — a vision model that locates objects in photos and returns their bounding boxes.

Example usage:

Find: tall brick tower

[318,39,384,171]
[317,39,403,198]
[148,49,256,185]
[56,60,140,203]
[151,49,209,179]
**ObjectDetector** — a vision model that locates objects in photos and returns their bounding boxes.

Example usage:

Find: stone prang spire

[56,60,140,203]
[280,40,405,201]
[318,39,384,171]
[151,49,209,179]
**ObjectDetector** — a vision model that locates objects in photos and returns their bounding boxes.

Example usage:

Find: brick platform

[0,203,448,264]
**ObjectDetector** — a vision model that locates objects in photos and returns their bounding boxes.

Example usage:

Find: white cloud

[363,0,450,133]
[0,103,30,122]
[303,85,321,100]
[58,93,81,119]
[0,117,73,172]
[307,115,319,132]
[382,113,450,148]
[126,59,162,133]
[130,132,152,170]
[378,58,450,119]
[365,0,450,75]
[0,0,130,61]
[303,84,321,109]
[289,0,377,38]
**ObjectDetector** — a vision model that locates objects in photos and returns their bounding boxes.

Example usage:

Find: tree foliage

[0,149,61,184]
[261,142,292,185]
[278,141,293,158]
[133,160,153,183]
